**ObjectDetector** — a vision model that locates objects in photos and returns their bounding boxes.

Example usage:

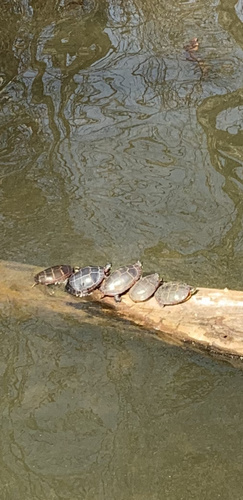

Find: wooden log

[1,260,243,358]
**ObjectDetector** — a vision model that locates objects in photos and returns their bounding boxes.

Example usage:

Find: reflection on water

[0,0,242,286]
[1,0,243,498]
[1,316,243,500]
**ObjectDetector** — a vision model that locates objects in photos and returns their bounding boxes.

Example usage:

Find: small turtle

[100,261,142,302]
[184,37,208,77]
[66,263,111,297]
[129,273,161,302]
[155,281,196,306]
[184,37,199,59]
[33,265,73,287]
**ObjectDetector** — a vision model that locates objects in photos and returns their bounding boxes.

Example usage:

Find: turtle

[65,263,111,297]
[184,37,208,77]
[155,281,196,306]
[33,265,74,287]
[184,37,199,59]
[100,261,142,302]
[128,273,161,302]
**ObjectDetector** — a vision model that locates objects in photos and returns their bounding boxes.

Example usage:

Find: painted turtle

[184,37,199,58]
[155,281,196,306]
[33,265,73,287]
[100,261,142,302]
[184,37,208,77]
[65,263,111,297]
[129,273,161,302]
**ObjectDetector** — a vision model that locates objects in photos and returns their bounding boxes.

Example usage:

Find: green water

[0,0,243,498]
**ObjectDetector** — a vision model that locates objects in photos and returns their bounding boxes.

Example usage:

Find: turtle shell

[66,263,111,297]
[155,281,196,306]
[129,273,160,302]
[33,265,73,286]
[100,261,142,302]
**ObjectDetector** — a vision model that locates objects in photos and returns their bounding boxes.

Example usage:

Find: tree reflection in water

[1,1,243,499]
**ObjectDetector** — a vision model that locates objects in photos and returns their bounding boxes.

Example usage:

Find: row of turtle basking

[33,261,196,306]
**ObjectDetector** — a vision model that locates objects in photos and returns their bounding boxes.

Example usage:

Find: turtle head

[190,286,198,296]
[104,263,112,275]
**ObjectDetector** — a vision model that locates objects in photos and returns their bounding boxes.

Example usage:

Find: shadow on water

[1,0,243,498]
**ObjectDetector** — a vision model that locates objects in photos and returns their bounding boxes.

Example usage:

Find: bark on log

[1,260,243,359]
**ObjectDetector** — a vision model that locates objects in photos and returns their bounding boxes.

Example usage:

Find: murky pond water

[1,0,243,498]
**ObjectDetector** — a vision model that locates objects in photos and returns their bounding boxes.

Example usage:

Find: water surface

[0,0,243,498]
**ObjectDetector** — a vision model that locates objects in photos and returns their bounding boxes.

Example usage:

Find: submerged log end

[95,288,243,357]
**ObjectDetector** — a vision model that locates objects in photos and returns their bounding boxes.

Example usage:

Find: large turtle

[100,261,142,302]
[66,263,111,297]
[33,265,74,287]
[129,273,161,302]
[155,281,196,306]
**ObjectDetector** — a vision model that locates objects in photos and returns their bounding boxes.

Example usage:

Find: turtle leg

[114,294,121,302]
[77,291,89,297]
